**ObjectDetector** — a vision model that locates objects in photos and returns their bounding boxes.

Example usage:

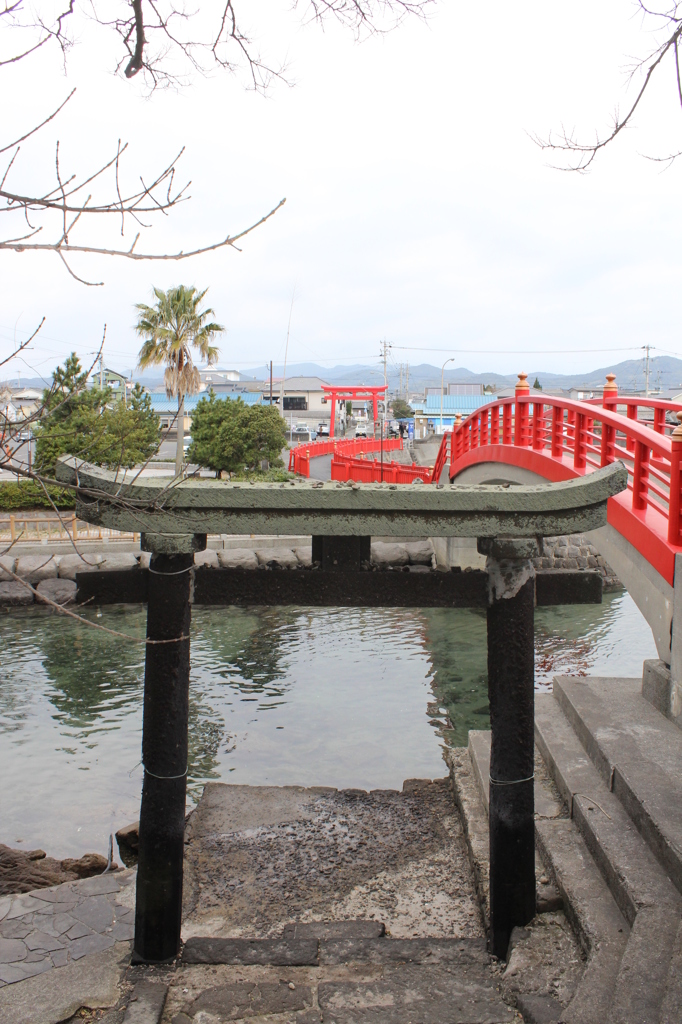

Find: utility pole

[406,363,409,401]
[269,361,273,405]
[99,353,104,390]
[381,338,390,389]
[399,363,403,398]
[644,345,651,397]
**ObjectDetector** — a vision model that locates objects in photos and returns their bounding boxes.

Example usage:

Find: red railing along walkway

[289,437,405,478]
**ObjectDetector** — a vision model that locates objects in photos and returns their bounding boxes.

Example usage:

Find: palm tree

[135,285,224,476]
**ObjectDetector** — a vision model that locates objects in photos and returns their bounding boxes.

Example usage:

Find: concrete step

[553,675,682,894]
[535,819,629,1024]
[535,693,682,1023]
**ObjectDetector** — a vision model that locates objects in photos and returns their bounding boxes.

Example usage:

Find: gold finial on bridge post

[454,413,462,428]
[515,372,529,396]
[603,373,617,408]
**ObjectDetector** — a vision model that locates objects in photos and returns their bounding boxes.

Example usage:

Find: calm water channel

[0,590,656,857]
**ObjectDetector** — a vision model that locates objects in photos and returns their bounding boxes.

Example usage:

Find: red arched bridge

[435,373,682,667]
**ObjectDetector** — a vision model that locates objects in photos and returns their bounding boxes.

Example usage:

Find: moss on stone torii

[55,456,627,550]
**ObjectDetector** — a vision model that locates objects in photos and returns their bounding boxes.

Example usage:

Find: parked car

[355,422,367,438]
[388,419,401,438]
[293,423,317,439]
[317,422,330,437]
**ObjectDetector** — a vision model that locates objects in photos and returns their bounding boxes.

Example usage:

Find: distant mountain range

[5,354,682,394]
[239,355,682,393]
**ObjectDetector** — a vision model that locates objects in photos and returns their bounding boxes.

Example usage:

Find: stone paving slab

[318,964,515,1024]
[319,937,489,967]
[282,921,385,941]
[182,779,482,941]
[123,979,168,1023]
[182,937,319,966]
[0,941,130,1024]
[186,979,314,1019]
[161,959,515,1024]
[0,868,135,988]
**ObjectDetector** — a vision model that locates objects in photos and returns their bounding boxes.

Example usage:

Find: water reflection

[0,589,656,857]
[420,607,489,748]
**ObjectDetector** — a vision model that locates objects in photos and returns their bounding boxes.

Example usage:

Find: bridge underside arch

[451,454,674,664]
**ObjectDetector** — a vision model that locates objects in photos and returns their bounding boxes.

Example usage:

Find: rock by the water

[115,822,139,867]
[0,844,116,896]
[404,540,435,565]
[98,553,139,572]
[371,542,409,566]
[57,554,101,580]
[293,547,313,567]
[0,582,33,606]
[14,555,59,584]
[217,549,259,569]
[36,579,77,606]
[194,549,219,568]
[0,556,16,581]
[255,548,298,569]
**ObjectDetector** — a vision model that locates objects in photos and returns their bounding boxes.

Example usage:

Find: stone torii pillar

[134,531,206,963]
[478,536,538,958]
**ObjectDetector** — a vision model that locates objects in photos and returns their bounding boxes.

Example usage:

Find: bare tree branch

[2,1,432,92]
[0,90,76,155]
[1,198,286,285]
[535,4,682,171]
[0,316,44,369]
[0,0,74,68]
[0,0,421,279]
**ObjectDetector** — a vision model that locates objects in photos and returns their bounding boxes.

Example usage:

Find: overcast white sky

[2,1,681,383]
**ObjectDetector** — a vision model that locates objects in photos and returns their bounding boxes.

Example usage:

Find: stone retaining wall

[535,534,620,586]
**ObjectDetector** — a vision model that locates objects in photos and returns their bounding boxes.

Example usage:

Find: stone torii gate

[55,456,627,963]
[321,385,387,436]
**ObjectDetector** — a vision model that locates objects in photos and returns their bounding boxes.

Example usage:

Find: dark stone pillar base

[312,536,371,570]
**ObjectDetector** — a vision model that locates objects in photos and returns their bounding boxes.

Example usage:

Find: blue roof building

[149,389,263,432]
[411,393,496,438]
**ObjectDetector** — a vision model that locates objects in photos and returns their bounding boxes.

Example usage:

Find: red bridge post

[601,374,618,467]
[551,405,563,458]
[669,414,682,545]
[514,373,530,447]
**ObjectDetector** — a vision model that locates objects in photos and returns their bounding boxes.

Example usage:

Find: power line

[389,345,649,355]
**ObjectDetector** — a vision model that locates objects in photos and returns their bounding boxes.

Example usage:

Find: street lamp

[440,357,455,435]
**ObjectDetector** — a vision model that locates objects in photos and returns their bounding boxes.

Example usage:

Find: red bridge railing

[331,452,432,484]
[442,374,682,585]
[288,437,403,477]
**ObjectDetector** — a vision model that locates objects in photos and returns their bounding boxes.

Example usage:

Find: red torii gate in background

[322,384,387,436]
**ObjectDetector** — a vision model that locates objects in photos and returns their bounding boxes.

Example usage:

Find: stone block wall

[534,534,620,586]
